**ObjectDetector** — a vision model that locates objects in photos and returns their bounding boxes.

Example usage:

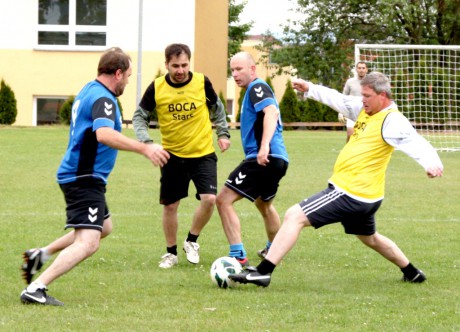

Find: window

[36,97,67,125]
[226,99,234,117]
[37,0,107,49]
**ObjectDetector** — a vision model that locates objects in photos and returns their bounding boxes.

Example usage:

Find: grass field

[0,126,459,332]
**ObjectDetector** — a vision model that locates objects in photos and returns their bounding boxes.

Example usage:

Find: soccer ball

[210,256,243,289]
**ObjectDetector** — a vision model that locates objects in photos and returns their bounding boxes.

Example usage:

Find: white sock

[26,281,47,292]
[40,248,51,263]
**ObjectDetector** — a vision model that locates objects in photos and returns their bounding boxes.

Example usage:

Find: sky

[236,0,303,36]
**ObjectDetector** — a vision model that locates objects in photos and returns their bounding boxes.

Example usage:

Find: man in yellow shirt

[133,43,231,268]
[230,72,443,287]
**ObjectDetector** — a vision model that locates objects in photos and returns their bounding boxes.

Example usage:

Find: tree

[59,95,123,125]
[235,87,246,122]
[264,0,460,89]
[218,91,231,123]
[228,0,253,76]
[0,79,17,125]
[59,95,75,125]
[265,76,275,94]
[279,79,300,126]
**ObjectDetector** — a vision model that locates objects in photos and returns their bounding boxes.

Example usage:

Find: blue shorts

[59,178,110,232]
[298,184,382,235]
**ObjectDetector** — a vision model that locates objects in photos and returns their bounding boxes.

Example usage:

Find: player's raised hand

[292,79,309,93]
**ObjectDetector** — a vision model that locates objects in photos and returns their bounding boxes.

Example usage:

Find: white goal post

[355,44,460,151]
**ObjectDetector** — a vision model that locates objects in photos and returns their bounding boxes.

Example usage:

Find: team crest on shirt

[353,120,367,139]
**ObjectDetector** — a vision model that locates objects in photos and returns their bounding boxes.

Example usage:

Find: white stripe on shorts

[301,189,344,215]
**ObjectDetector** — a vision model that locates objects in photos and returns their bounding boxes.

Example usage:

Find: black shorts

[59,178,110,232]
[160,152,218,205]
[224,157,288,202]
[299,184,382,235]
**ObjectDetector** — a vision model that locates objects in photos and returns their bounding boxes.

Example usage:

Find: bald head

[230,52,257,88]
[231,52,256,66]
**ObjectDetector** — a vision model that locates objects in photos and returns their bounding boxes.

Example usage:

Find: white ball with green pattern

[210,256,243,289]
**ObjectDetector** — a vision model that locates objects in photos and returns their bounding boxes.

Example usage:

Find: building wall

[0,0,228,126]
[194,0,229,99]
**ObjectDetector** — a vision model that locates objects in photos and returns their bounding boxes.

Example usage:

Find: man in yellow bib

[230,72,443,287]
[133,43,231,268]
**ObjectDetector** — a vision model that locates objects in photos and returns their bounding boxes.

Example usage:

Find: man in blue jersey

[216,52,288,267]
[20,47,169,306]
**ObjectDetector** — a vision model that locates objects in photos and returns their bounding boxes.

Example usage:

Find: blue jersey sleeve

[248,83,277,112]
[92,97,116,130]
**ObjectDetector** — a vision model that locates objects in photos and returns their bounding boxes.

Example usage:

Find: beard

[114,83,125,97]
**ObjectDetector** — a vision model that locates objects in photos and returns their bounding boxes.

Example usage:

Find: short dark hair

[97,47,131,76]
[164,43,191,63]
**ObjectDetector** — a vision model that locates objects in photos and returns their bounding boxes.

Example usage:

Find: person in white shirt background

[340,61,369,142]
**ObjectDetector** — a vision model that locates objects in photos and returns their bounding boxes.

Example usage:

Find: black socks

[167,231,199,256]
[257,259,276,275]
[186,232,199,243]
[167,245,177,256]
[401,262,418,279]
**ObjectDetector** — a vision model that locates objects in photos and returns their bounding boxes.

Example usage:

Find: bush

[235,87,246,122]
[59,95,123,125]
[60,95,75,125]
[299,99,337,122]
[265,76,274,93]
[218,91,231,122]
[322,104,338,122]
[279,79,300,128]
[0,79,17,125]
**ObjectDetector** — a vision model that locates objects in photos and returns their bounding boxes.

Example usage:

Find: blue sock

[229,243,247,259]
[266,241,272,250]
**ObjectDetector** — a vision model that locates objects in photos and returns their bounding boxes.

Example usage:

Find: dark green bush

[218,91,231,123]
[59,95,123,125]
[266,76,274,93]
[279,79,300,129]
[59,95,75,125]
[236,87,246,122]
[0,79,17,125]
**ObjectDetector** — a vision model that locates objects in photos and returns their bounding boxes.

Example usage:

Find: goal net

[355,44,460,151]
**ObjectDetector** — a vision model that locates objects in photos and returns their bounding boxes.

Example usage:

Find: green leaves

[260,0,460,88]
[228,0,253,76]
